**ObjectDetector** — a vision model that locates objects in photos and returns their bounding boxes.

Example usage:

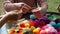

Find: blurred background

[0,0,60,15]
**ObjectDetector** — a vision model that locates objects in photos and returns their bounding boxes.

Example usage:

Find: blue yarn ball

[30,14,36,19]
[50,21,56,28]
[56,23,60,28]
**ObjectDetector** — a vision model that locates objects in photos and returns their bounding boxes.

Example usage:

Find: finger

[24,4,32,10]
[11,10,23,15]
[24,7,29,10]
[22,7,29,13]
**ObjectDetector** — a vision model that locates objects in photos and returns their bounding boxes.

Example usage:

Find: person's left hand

[32,7,44,19]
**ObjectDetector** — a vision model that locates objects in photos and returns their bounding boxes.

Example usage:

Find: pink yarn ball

[39,21,46,28]
[40,30,48,34]
[48,29,58,34]
[34,19,39,27]
[58,32,60,34]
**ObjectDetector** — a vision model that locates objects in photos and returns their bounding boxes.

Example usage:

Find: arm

[0,15,7,28]
[32,0,48,19]
[0,11,19,28]
[4,0,32,14]
[4,0,24,11]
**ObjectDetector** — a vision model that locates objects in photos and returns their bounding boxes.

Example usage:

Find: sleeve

[0,24,8,34]
[0,28,1,34]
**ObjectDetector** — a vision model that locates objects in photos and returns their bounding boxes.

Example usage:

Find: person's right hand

[0,10,22,27]
[2,10,22,21]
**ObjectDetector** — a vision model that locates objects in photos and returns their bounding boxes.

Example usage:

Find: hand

[0,10,22,27]
[32,7,44,19]
[21,3,32,14]
[15,2,32,14]
[3,10,22,21]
